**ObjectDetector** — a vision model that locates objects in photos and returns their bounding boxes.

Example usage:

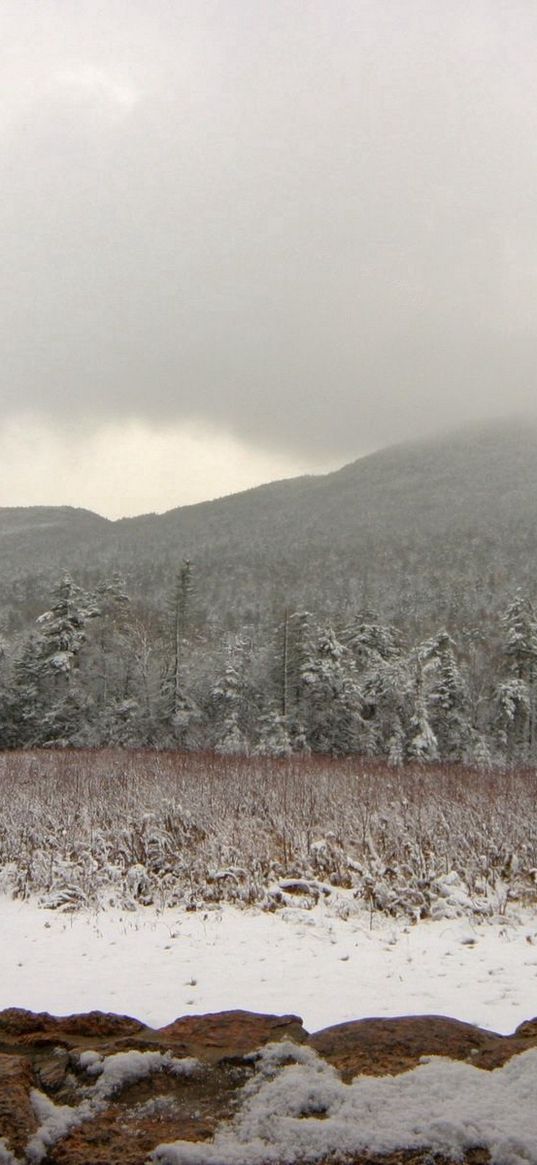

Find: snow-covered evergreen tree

[300,625,362,754]
[6,576,99,745]
[343,614,415,759]
[417,631,470,760]
[343,614,401,670]
[496,591,537,760]
[160,561,200,744]
[254,710,293,756]
[212,635,254,754]
[407,664,438,762]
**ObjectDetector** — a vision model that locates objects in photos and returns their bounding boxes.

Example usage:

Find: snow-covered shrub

[0,749,536,919]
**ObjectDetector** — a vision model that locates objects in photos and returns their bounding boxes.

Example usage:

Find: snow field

[2,895,537,1035]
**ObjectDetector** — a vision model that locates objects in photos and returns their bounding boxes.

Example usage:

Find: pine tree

[171,560,193,718]
[360,654,414,760]
[417,631,470,760]
[300,625,362,754]
[10,576,99,745]
[160,560,199,743]
[79,574,131,736]
[343,613,410,759]
[407,663,439,762]
[254,710,292,756]
[36,575,99,679]
[496,591,537,760]
[212,635,253,754]
[2,634,43,746]
[343,613,401,670]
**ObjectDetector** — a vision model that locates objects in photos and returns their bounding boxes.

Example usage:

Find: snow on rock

[23,1051,203,1163]
[151,1041,537,1165]
[3,1007,537,1163]
[83,1049,200,1097]
[77,1049,103,1072]
[0,1141,17,1165]
[26,1091,92,1163]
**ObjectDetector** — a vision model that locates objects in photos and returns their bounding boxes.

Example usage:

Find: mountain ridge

[2,419,537,631]
[4,415,536,527]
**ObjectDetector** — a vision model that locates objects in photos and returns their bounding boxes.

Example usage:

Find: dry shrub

[0,750,535,917]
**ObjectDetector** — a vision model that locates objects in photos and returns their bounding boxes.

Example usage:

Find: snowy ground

[2,894,537,1034]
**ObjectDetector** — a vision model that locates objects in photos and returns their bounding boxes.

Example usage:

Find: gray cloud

[1,0,537,462]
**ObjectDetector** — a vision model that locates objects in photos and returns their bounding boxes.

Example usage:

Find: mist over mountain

[1,420,536,632]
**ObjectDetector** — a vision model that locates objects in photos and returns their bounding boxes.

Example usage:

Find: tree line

[0,565,536,764]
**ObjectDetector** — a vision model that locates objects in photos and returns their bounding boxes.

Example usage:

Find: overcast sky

[1,0,537,517]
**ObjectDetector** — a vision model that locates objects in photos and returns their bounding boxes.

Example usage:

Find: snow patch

[0,1139,18,1165]
[152,1043,537,1165]
[77,1049,103,1072]
[83,1049,200,1098]
[26,1091,92,1163]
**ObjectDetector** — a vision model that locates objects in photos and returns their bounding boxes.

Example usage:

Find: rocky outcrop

[0,1007,535,1163]
[156,1008,307,1060]
[310,1012,533,1079]
[0,1054,38,1158]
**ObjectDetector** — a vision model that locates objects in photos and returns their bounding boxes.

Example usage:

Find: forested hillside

[2,421,537,761]
[3,419,537,632]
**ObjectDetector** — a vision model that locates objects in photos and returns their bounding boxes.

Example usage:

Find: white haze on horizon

[0,416,341,519]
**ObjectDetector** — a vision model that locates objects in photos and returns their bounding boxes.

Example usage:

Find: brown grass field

[0,749,535,916]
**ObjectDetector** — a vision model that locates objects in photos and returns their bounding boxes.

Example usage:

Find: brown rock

[48,1061,249,1164]
[310,1013,537,1079]
[157,1009,307,1062]
[36,1048,70,1092]
[0,1053,38,1156]
[514,1017,537,1040]
[0,1008,533,1164]
[0,1008,146,1054]
[48,1106,200,1165]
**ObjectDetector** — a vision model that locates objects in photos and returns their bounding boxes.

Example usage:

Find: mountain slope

[2,420,537,630]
